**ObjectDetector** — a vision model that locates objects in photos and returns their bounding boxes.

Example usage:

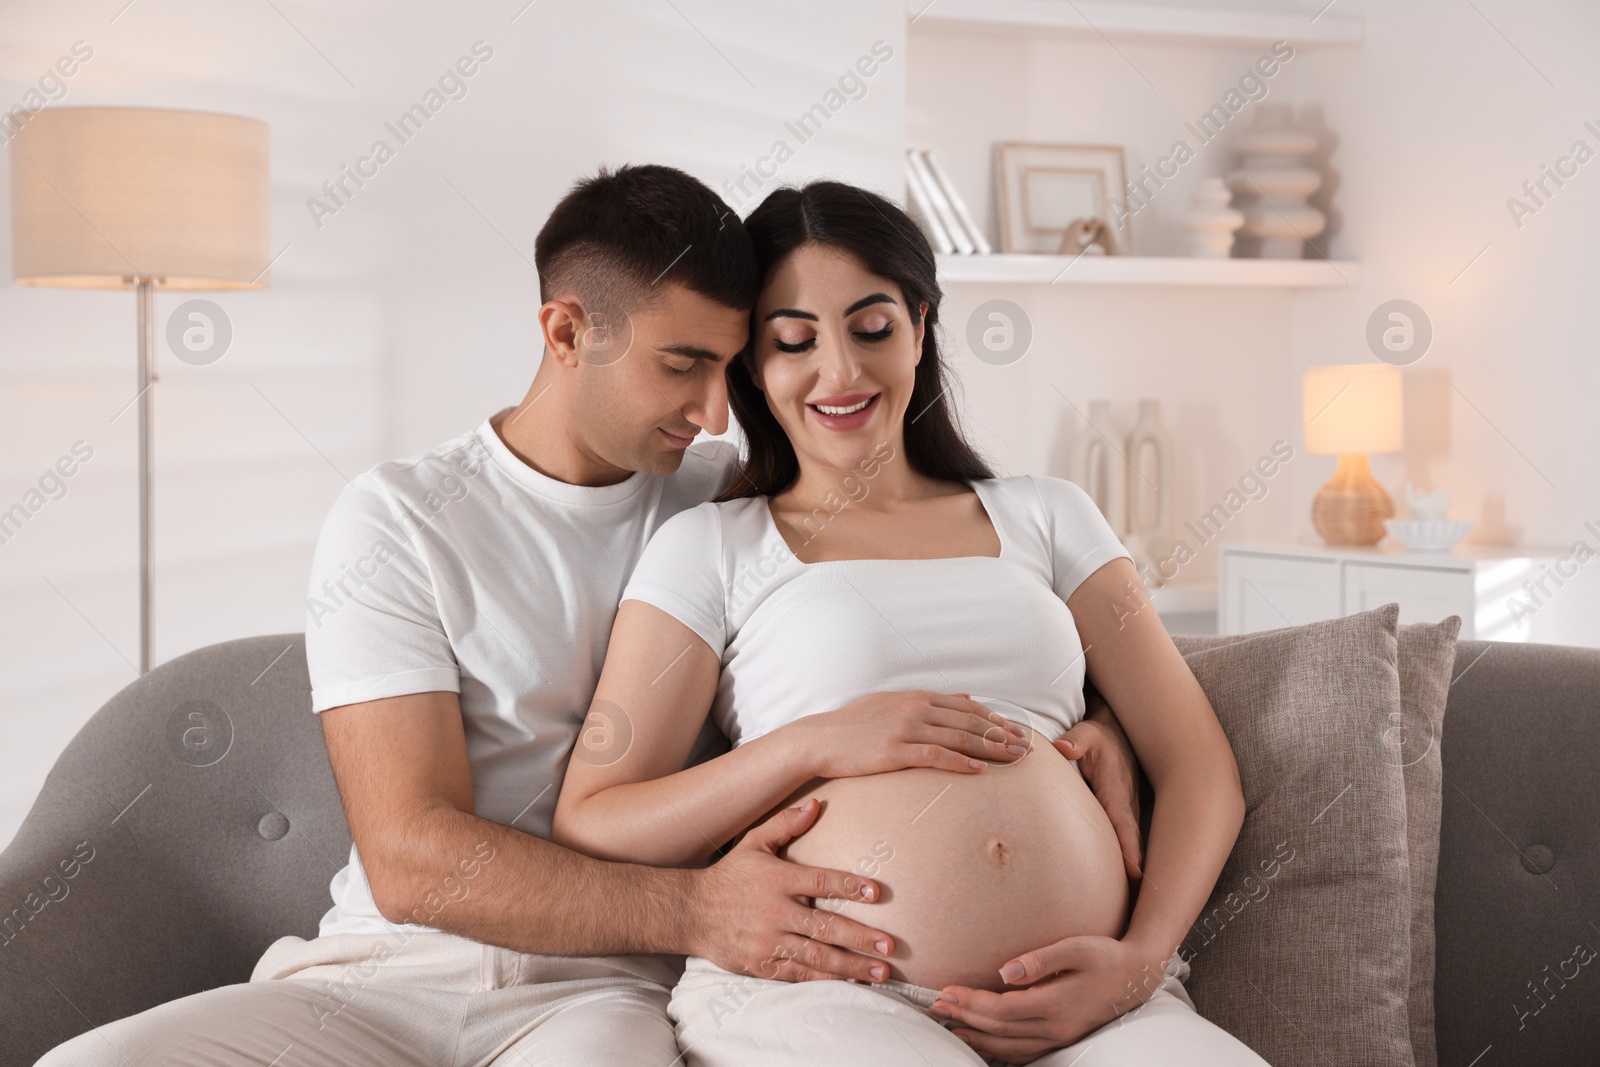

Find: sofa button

[258,811,290,841]
[1521,844,1555,875]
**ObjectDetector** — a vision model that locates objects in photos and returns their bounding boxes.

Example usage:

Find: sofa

[1,632,1596,1065]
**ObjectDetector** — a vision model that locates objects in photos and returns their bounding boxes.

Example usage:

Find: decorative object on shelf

[10,106,271,675]
[995,142,1129,255]
[1181,176,1245,258]
[1123,398,1174,576]
[1385,483,1470,552]
[1303,363,1403,546]
[1068,399,1127,535]
[1227,104,1325,259]
[920,149,990,254]
[1403,481,1450,520]
[1057,216,1119,256]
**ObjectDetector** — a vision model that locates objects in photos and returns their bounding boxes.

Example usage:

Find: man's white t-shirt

[304,405,737,937]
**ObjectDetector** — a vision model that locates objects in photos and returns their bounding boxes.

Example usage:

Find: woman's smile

[807,391,880,431]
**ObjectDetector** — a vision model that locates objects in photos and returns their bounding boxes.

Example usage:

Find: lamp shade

[1303,363,1403,456]
[10,107,269,290]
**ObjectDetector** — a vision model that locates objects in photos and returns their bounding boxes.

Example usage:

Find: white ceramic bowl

[1385,519,1471,552]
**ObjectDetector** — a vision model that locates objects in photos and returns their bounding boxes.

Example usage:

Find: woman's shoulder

[973,473,1121,561]
[976,472,1098,514]
[652,494,773,556]
[972,472,1091,521]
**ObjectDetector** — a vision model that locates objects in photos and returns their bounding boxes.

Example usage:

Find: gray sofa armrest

[0,635,351,1066]
[1435,639,1600,1065]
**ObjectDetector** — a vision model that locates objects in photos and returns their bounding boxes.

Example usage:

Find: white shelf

[908,0,1363,48]
[937,254,1359,288]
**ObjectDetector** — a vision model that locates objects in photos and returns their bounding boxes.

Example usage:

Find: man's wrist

[665,865,708,958]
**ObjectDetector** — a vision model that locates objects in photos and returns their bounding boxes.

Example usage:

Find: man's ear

[742,347,765,394]
[538,299,585,368]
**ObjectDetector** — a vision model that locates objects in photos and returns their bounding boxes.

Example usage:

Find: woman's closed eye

[773,323,895,353]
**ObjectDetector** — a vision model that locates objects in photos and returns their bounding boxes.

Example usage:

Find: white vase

[1068,400,1127,536]
[1182,177,1244,258]
[1125,399,1173,553]
[1226,104,1326,259]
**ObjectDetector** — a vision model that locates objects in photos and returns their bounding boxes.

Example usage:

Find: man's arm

[320,690,896,983]
[1052,682,1145,880]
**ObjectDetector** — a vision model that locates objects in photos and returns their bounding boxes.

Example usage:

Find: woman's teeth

[813,398,872,416]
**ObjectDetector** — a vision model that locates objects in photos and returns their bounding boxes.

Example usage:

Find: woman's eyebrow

[844,292,896,316]
[763,292,897,323]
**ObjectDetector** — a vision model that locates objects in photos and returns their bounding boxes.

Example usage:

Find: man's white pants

[669,953,1275,1066]
[36,929,683,1066]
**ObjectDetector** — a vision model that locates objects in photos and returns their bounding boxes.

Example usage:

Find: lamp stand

[136,278,156,674]
[1312,453,1393,546]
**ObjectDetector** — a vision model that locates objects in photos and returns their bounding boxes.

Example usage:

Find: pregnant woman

[553,181,1269,1066]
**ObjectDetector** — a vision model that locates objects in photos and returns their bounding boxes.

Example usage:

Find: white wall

[0,0,904,850]
[1292,0,1600,644]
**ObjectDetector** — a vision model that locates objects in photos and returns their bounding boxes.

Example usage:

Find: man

[38,164,1142,1066]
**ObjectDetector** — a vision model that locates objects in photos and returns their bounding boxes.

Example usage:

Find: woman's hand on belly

[928,933,1177,1061]
[784,690,1030,779]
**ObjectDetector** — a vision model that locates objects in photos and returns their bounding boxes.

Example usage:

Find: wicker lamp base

[1312,453,1394,545]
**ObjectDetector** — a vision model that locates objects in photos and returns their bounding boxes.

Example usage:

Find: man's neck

[491,371,634,488]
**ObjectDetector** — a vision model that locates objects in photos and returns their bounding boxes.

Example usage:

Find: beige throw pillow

[1174,615,1462,1067]
[1168,604,1413,1067]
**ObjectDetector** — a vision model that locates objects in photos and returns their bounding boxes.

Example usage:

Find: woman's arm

[552,600,813,867]
[552,600,1021,868]
[1068,558,1244,964]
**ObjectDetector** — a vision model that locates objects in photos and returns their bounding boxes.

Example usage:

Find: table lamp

[11,107,271,673]
[1302,363,1403,545]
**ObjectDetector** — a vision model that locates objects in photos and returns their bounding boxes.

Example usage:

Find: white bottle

[1124,399,1173,574]
[1068,400,1127,536]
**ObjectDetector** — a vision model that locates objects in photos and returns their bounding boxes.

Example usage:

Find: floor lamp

[10,107,271,674]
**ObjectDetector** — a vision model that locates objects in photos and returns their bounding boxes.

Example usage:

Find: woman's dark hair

[718,180,994,501]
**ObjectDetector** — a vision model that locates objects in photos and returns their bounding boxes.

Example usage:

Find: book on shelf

[904,152,956,254]
[921,149,991,255]
[906,148,969,253]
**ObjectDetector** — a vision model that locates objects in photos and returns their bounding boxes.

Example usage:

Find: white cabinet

[1219,542,1570,642]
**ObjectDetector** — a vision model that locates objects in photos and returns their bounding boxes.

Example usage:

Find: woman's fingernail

[999,961,1026,983]
[936,991,958,1004]
[875,939,891,954]
[1006,744,1026,756]
[870,964,887,981]
[860,882,877,901]
[968,758,985,770]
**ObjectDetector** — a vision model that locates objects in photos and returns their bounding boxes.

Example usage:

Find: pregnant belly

[780,744,1131,992]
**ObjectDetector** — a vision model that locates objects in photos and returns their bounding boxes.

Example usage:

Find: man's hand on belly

[927,934,1173,1063]
[1053,694,1144,881]
[691,797,897,985]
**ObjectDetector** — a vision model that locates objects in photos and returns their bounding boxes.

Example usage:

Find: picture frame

[994,142,1130,254]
